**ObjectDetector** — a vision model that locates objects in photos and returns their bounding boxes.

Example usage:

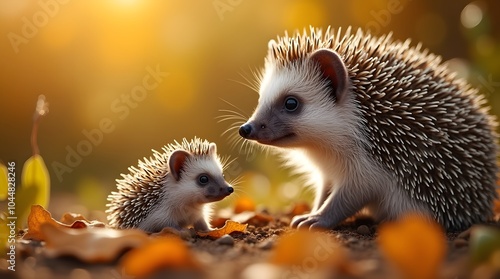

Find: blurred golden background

[1,0,499,216]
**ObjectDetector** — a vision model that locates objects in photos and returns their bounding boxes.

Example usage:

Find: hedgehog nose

[227,187,234,194]
[239,124,252,138]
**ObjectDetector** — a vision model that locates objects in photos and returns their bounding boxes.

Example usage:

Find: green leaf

[17,154,50,228]
[16,185,39,229]
[0,163,7,200]
[0,212,8,255]
[469,226,500,266]
[21,154,50,208]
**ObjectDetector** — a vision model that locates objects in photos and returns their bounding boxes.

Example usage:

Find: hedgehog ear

[208,142,217,155]
[309,49,348,102]
[169,150,191,181]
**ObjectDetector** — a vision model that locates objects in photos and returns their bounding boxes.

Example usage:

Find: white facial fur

[138,153,230,232]
[256,60,363,148]
[246,56,432,228]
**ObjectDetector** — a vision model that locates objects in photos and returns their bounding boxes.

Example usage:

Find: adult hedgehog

[238,26,498,231]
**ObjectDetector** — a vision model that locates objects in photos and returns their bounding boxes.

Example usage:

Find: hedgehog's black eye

[284,96,299,112]
[198,175,209,186]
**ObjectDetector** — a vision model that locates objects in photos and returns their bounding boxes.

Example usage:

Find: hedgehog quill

[106,138,234,233]
[238,26,498,231]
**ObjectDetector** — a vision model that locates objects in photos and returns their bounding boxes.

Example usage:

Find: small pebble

[346,237,359,244]
[245,236,258,244]
[257,236,278,250]
[216,234,234,246]
[357,225,371,235]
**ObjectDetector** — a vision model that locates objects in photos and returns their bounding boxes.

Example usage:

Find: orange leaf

[234,196,256,213]
[378,214,447,279]
[122,236,199,277]
[210,217,229,228]
[60,212,106,228]
[270,230,342,266]
[269,230,356,277]
[22,205,105,241]
[232,211,273,226]
[42,222,149,263]
[22,205,70,241]
[197,220,247,238]
[60,212,90,225]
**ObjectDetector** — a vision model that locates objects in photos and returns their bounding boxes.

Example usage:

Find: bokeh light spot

[444,58,470,80]
[250,172,271,198]
[279,182,300,200]
[461,2,483,29]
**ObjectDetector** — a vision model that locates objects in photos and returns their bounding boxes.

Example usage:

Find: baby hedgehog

[239,26,498,231]
[106,137,234,233]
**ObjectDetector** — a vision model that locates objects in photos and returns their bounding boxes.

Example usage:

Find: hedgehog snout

[219,183,234,196]
[205,183,233,201]
[239,123,253,138]
[239,121,268,140]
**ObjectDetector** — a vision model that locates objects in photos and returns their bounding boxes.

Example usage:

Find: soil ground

[2,215,499,279]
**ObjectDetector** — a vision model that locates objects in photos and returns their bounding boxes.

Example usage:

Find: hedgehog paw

[292,214,332,230]
[290,213,314,228]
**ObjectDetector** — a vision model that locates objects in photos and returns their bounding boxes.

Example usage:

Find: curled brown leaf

[197,220,247,238]
[42,222,149,263]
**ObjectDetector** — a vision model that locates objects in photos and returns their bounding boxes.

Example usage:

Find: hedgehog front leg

[193,218,210,232]
[312,182,331,212]
[291,182,370,229]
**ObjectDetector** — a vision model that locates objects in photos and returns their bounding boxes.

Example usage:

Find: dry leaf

[197,220,247,238]
[210,217,229,228]
[42,222,149,263]
[60,212,90,224]
[270,230,353,277]
[122,236,200,277]
[60,212,105,228]
[232,211,273,226]
[270,230,342,266]
[22,205,68,241]
[234,196,256,213]
[23,205,104,241]
[378,214,447,279]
